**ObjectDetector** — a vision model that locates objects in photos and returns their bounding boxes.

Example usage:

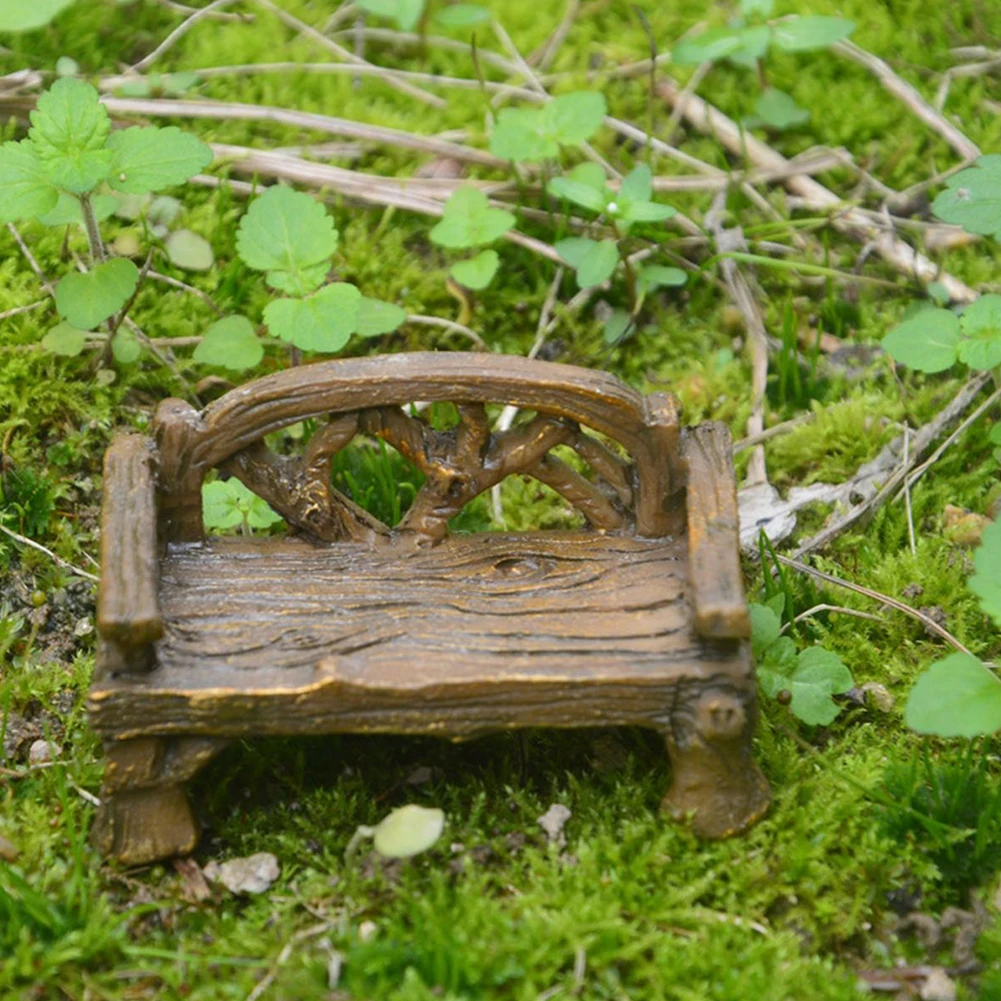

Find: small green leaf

[932,155,1001,239]
[263,282,362,353]
[555,237,618,287]
[371,804,445,858]
[728,25,772,66]
[618,199,676,223]
[106,126,212,194]
[0,140,59,222]
[55,56,78,77]
[619,164,652,204]
[236,185,340,285]
[565,162,607,190]
[28,78,112,193]
[356,0,424,31]
[0,0,75,31]
[166,229,215,271]
[544,91,606,147]
[433,3,491,26]
[928,281,951,306]
[745,88,810,130]
[111,327,142,365]
[970,518,1001,630]
[602,310,634,346]
[638,265,687,293]
[547,175,607,213]
[957,294,1001,371]
[749,601,782,660]
[266,263,329,297]
[193,315,263,371]
[114,193,151,221]
[740,0,774,16]
[672,27,744,65]
[203,479,283,533]
[786,646,853,725]
[41,322,88,356]
[450,249,499,289]
[905,653,1001,737]
[147,194,183,228]
[355,297,407,338]
[429,187,515,248]
[54,258,139,330]
[882,308,961,373]
[772,15,854,52]
[36,191,118,227]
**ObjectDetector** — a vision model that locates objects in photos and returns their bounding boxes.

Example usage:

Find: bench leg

[662,687,770,838]
[92,737,227,865]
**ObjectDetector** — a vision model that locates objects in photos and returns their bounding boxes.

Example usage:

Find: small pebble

[920,968,957,1001]
[28,739,58,765]
[358,920,378,943]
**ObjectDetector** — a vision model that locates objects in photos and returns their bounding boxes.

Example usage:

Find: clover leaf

[193,315,263,371]
[203,479,283,533]
[28,77,112,193]
[883,308,961,373]
[932,154,1001,239]
[555,237,618,288]
[430,187,515,248]
[970,517,1001,630]
[489,91,606,163]
[450,249,500,289]
[905,652,1001,737]
[106,126,212,195]
[263,282,362,353]
[236,185,340,293]
[54,258,138,330]
[0,140,59,221]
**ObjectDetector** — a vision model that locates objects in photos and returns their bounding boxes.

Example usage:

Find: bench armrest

[97,434,163,652]
[682,423,750,640]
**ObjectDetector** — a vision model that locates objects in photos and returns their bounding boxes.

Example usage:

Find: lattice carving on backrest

[219,403,637,546]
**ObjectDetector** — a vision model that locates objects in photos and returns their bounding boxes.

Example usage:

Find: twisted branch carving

[221,402,637,546]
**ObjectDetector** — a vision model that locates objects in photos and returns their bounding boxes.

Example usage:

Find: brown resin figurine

[88,352,770,864]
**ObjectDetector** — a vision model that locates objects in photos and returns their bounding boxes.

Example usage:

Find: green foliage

[0,141,59,222]
[41,322,87,357]
[0,0,74,31]
[547,163,675,229]
[0,466,55,537]
[672,14,853,66]
[332,439,423,527]
[264,282,363,353]
[555,236,618,288]
[884,295,1001,373]
[488,91,606,162]
[744,88,810,130]
[236,184,339,295]
[202,479,283,534]
[356,297,408,338]
[433,3,491,27]
[430,187,515,248]
[356,0,425,31]
[751,597,853,725]
[970,517,1001,629]
[193,315,263,371]
[932,154,1001,239]
[105,126,212,195]
[53,258,138,331]
[450,249,500,290]
[637,265,687,295]
[164,228,214,271]
[905,653,1001,737]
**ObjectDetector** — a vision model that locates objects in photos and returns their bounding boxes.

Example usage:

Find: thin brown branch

[132,0,240,72]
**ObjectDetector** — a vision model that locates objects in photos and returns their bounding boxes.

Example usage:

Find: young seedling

[750,595,854,726]
[202,479,284,536]
[429,185,516,290]
[0,77,212,363]
[489,91,607,164]
[235,184,406,357]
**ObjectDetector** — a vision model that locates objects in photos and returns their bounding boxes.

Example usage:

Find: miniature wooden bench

[88,352,769,864]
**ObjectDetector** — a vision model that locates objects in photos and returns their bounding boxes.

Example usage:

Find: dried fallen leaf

[173,857,212,902]
[371,804,445,859]
[202,852,279,895]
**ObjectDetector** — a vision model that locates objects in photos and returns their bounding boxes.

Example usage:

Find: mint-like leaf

[28,78,112,193]
[450,249,499,289]
[0,140,59,222]
[106,126,212,194]
[882,308,961,373]
[957,294,1001,371]
[54,258,138,329]
[263,282,362,353]
[430,187,515,248]
[905,653,1001,737]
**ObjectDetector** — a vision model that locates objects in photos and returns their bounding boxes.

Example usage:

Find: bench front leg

[96,433,162,675]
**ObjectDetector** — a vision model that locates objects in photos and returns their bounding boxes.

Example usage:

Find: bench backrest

[152,353,684,545]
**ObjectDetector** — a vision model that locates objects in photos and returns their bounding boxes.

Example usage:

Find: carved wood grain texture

[88,532,751,740]
[96,434,162,652]
[682,423,750,640]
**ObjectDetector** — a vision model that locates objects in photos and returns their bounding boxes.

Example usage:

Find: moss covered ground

[2,0,1001,998]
